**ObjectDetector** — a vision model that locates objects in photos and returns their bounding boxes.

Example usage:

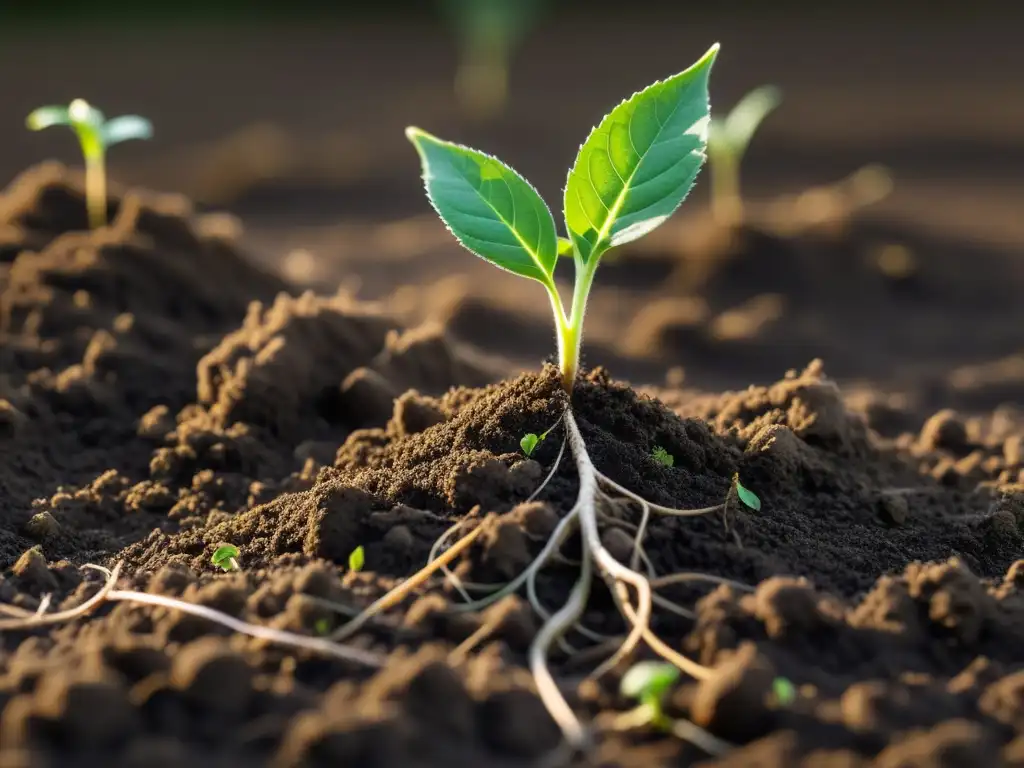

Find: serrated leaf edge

[563,42,719,263]
[406,126,557,284]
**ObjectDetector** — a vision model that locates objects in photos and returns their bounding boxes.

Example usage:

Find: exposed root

[0,562,383,668]
[329,522,486,642]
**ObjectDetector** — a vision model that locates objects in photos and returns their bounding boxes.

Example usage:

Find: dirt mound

[4,168,1024,766]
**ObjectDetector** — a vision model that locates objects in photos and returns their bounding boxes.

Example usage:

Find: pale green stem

[557,257,599,392]
[84,151,107,230]
[709,147,743,225]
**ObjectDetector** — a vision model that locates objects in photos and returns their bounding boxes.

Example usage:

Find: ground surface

[3,9,1024,767]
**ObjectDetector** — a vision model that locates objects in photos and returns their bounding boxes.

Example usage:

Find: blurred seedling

[652,446,674,467]
[348,545,365,573]
[440,0,547,120]
[773,676,797,706]
[614,661,733,753]
[211,544,241,572]
[26,99,152,230]
[619,660,679,729]
[706,85,781,224]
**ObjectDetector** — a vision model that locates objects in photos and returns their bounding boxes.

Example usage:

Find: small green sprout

[26,98,153,230]
[407,44,719,392]
[707,85,781,224]
[651,446,674,467]
[733,474,761,511]
[772,676,796,705]
[314,617,331,636]
[520,417,561,457]
[348,545,365,573]
[620,661,680,730]
[211,544,241,572]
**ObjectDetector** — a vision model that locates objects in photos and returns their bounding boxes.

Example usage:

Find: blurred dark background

[2,0,1023,398]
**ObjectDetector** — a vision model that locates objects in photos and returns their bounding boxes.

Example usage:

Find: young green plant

[401,44,745,754]
[26,99,153,229]
[706,85,781,224]
[408,43,718,393]
[211,544,241,572]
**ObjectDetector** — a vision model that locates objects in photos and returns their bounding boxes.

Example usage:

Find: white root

[0,562,383,668]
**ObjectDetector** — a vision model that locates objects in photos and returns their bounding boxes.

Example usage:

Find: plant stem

[558,258,599,392]
[709,148,743,225]
[84,152,107,229]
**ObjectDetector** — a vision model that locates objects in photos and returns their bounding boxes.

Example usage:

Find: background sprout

[620,661,681,729]
[440,0,547,120]
[706,85,781,224]
[26,99,153,230]
[652,446,675,467]
[348,545,365,572]
[211,544,241,572]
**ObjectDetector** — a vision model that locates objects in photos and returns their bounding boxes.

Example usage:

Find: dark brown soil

[4,166,1024,768]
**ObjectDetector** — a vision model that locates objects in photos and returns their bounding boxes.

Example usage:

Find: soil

[3,163,1024,768]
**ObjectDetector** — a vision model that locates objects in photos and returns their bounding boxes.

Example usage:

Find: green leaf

[772,676,796,705]
[520,433,540,456]
[620,661,680,703]
[406,126,559,284]
[734,475,761,511]
[557,236,574,257]
[564,43,718,265]
[348,545,365,572]
[26,106,71,131]
[102,115,153,146]
[211,544,240,571]
[651,446,674,467]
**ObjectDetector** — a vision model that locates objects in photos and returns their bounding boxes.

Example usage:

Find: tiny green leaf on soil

[563,43,718,265]
[651,445,674,467]
[773,676,796,705]
[211,544,240,571]
[405,127,559,285]
[620,661,680,704]
[521,432,540,456]
[348,545,366,572]
[735,475,761,511]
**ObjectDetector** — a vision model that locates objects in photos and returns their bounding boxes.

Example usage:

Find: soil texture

[3,165,1024,768]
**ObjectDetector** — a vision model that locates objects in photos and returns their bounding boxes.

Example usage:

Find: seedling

[651,446,674,467]
[408,43,718,393]
[398,45,742,754]
[26,99,153,229]
[211,544,241,572]
[620,660,680,729]
[772,676,796,705]
[520,417,562,457]
[440,0,547,119]
[348,545,365,573]
[706,85,781,224]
